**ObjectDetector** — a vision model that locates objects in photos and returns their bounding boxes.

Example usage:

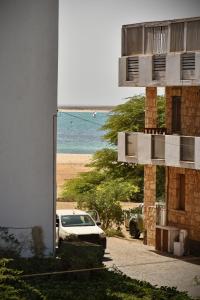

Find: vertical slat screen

[145,26,168,54]
[126,26,143,56]
[170,22,184,52]
[186,20,200,51]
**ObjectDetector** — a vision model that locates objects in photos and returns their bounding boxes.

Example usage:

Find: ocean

[57,111,112,154]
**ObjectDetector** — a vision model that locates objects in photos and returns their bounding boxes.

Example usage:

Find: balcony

[118,131,200,170]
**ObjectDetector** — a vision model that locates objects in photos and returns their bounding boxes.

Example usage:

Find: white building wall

[165,135,180,167]
[0,0,58,256]
[118,132,126,162]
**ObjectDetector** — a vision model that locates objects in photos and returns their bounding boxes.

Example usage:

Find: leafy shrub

[0,258,44,300]
[28,268,192,300]
[1,257,193,300]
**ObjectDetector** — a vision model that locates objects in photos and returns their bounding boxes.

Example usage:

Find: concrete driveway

[104,237,200,298]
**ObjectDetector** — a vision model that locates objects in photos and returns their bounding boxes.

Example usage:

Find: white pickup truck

[56,209,106,250]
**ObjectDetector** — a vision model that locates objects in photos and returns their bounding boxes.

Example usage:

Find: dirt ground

[56,201,140,211]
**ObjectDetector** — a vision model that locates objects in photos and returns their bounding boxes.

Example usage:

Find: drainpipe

[53,113,57,256]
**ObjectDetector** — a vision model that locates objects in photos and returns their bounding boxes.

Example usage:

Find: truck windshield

[61,215,95,227]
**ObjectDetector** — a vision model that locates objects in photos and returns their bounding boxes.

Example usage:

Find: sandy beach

[56,153,92,197]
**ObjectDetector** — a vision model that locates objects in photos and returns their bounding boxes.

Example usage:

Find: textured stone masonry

[166,86,200,136]
[167,167,200,242]
[166,87,200,245]
[144,87,157,246]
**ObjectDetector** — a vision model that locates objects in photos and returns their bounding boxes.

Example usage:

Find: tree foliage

[62,171,105,201]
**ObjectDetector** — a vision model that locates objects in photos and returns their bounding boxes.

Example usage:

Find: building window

[186,20,200,51]
[177,174,185,211]
[145,26,168,54]
[124,26,143,56]
[170,22,184,52]
[172,96,181,133]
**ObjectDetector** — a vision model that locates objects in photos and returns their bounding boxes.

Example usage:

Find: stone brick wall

[166,86,200,135]
[146,206,156,246]
[144,87,157,246]
[145,87,157,128]
[167,167,200,242]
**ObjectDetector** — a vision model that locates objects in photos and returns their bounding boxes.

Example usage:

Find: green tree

[61,171,106,201]
[87,148,144,201]
[77,179,138,229]
[102,95,165,145]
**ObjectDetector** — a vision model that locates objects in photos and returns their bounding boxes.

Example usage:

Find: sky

[58,0,200,106]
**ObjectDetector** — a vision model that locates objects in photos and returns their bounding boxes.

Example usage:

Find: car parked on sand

[56,209,106,249]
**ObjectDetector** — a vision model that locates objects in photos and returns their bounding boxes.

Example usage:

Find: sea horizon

[58,105,114,112]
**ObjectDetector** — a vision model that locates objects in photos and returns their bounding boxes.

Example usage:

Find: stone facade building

[118,17,200,255]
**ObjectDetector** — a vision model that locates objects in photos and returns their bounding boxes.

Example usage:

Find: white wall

[0,0,58,256]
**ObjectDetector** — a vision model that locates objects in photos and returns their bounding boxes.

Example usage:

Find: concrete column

[144,87,157,246]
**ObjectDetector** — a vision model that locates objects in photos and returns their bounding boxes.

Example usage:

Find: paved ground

[104,237,200,298]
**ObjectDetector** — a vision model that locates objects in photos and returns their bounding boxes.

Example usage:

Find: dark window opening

[177,174,185,211]
[180,137,194,162]
[152,135,165,159]
[172,96,181,133]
